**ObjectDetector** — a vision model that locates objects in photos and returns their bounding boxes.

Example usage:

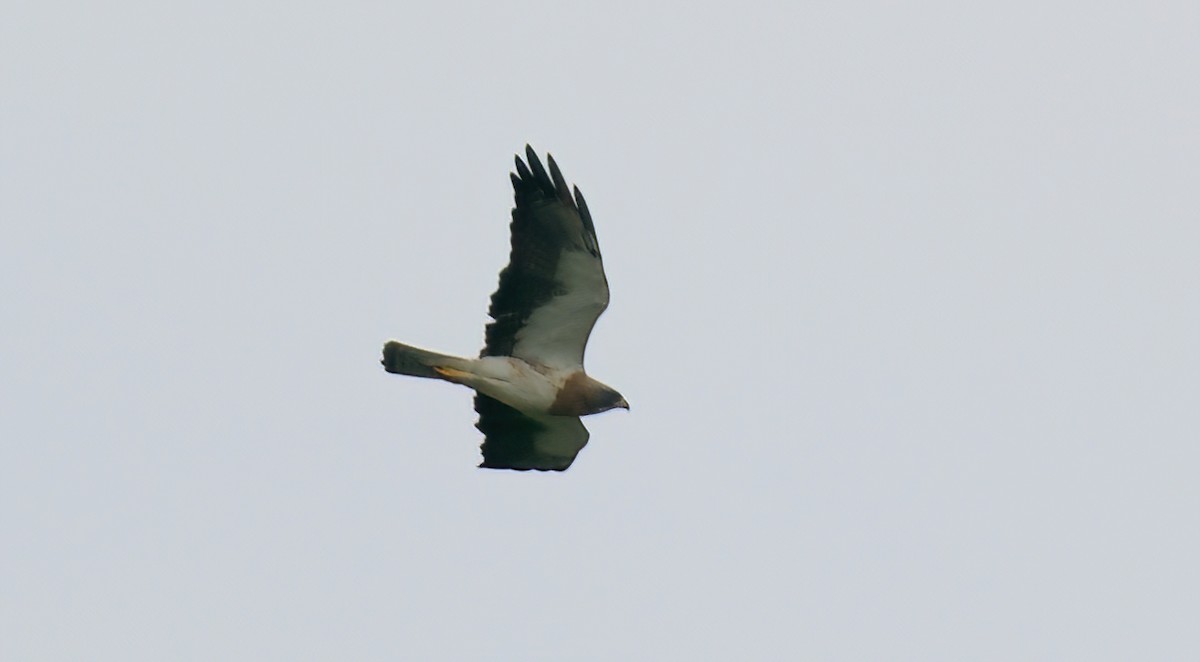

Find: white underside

[459,356,572,415]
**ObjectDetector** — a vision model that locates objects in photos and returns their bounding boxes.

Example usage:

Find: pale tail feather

[381,341,470,379]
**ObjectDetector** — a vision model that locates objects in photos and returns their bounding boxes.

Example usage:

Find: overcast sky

[3,1,1198,660]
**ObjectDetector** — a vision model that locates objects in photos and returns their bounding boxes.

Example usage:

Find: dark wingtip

[547,154,572,203]
[523,146,552,192]
[514,154,532,181]
[478,462,536,472]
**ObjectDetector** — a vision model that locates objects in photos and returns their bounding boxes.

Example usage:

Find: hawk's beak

[617,398,630,411]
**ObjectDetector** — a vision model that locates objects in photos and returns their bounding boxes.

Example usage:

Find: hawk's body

[381,147,627,471]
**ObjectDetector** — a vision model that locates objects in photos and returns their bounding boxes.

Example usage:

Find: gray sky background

[3,1,1197,659]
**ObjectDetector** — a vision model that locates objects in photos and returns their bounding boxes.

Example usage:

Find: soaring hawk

[382,146,627,471]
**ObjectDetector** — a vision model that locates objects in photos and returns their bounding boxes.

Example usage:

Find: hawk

[381,146,628,471]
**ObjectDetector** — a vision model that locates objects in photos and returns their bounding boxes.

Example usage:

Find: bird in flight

[382,146,628,471]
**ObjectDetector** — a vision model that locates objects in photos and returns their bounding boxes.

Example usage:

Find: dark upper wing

[474,394,589,471]
[481,145,609,369]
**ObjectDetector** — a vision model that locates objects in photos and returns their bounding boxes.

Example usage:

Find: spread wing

[482,145,609,370]
[474,394,589,471]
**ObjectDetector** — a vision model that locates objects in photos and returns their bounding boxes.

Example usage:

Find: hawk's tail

[381,341,470,380]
